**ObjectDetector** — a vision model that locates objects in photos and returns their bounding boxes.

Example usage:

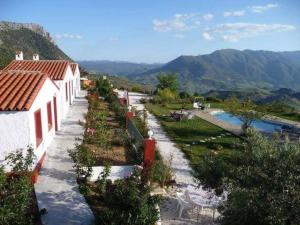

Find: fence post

[143,137,156,167]
[125,111,134,128]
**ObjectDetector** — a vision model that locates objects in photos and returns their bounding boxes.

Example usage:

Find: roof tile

[0,71,48,111]
[4,60,70,80]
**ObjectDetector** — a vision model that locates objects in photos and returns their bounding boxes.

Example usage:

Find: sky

[1,0,300,63]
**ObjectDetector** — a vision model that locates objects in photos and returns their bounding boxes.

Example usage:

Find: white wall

[0,78,59,171]
[29,78,60,166]
[73,65,81,97]
[55,65,75,119]
[0,111,30,168]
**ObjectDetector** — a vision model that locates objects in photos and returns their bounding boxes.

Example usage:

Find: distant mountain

[129,49,300,93]
[78,60,162,76]
[0,21,71,69]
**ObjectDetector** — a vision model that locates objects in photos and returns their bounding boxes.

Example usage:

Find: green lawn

[145,103,241,169]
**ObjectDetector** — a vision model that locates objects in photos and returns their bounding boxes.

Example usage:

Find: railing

[127,119,144,148]
[127,119,144,162]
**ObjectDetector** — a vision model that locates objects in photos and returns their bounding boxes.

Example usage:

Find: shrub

[131,85,142,93]
[206,96,222,103]
[149,154,174,187]
[96,168,161,225]
[68,144,95,181]
[155,88,178,104]
[0,147,36,225]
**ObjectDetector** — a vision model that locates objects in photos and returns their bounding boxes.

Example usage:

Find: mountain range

[77,60,162,76]
[0,21,70,69]
[80,49,300,94]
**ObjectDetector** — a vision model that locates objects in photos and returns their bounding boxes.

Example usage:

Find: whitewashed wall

[73,65,81,97]
[55,65,74,119]
[29,78,60,166]
[88,165,134,182]
[0,78,59,171]
[0,111,30,167]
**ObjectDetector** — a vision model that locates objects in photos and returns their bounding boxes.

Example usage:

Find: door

[53,96,58,131]
[34,109,43,148]
[47,101,53,131]
[69,81,71,105]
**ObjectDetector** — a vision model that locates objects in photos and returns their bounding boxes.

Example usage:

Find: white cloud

[55,33,82,40]
[204,22,295,42]
[250,3,279,13]
[203,13,214,21]
[153,13,208,32]
[202,32,214,41]
[224,10,245,17]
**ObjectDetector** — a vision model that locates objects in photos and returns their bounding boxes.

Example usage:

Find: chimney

[16,51,23,60]
[33,54,39,61]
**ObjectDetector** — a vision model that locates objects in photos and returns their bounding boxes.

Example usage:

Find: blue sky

[1,0,300,63]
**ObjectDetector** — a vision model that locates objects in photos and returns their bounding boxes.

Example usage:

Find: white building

[4,54,77,120]
[0,70,60,172]
[70,63,81,97]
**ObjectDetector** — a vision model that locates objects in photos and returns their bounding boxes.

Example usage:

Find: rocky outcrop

[0,21,54,43]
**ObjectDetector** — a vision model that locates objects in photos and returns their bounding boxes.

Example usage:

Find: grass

[145,103,241,169]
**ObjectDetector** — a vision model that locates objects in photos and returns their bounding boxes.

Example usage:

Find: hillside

[129,49,300,93]
[204,88,300,110]
[78,60,162,76]
[0,21,71,69]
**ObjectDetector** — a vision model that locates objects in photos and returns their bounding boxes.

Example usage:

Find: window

[47,102,52,131]
[34,109,43,148]
[65,82,68,101]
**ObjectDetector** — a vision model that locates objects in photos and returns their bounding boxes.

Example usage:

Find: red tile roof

[70,63,78,75]
[0,71,48,111]
[4,60,70,80]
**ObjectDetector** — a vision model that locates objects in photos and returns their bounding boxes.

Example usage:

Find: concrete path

[127,92,196,186]
[34,91,94,225]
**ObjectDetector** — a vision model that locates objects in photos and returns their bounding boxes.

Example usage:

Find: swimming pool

[211,111,283,133]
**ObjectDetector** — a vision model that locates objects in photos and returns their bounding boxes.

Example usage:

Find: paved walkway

[128,92,196,186]
[34,91,94,225]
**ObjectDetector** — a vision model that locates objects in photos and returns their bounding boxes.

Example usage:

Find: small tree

[224,97,264,133]
[96,76,113,98]
[196,130,300,225]
[156,88,177,104]
[156,73,178,92]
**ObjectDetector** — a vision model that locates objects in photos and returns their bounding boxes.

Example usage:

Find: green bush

[68,144,95,181]
[96,168,161,225]
[0,147,36,225]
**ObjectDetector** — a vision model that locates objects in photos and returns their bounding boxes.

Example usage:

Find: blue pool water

[212,111,283,133]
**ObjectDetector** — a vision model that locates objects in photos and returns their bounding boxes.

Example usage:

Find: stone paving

[34,91,94,225]
[128,92,196,186]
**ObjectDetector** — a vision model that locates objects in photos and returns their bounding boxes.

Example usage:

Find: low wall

[88,165,134,182]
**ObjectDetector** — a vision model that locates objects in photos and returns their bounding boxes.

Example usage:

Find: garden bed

[81,94,136,166]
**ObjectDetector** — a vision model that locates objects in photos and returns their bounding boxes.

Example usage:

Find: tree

[96,76,113,98]
[155,88,177,104]
[196,129,300,225]
[156,73,178,92]
[224,97,264,133]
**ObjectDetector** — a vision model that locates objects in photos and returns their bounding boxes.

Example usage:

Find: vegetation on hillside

[0,27,71,69]
[129,49,300,93]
